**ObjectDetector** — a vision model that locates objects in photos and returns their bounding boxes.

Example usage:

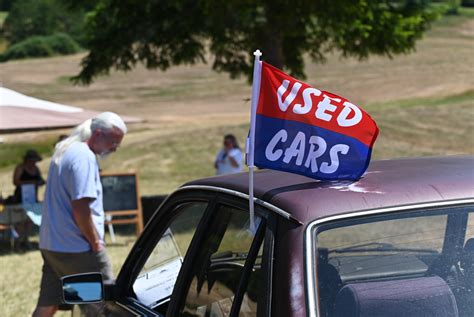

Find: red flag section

[257,62,378,148]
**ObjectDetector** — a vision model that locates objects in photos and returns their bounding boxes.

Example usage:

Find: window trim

[304,198,474,317]
[167,194,273,316]
[178,185,302,225]
[214,194,277,317]
[259,214,276,317]
[230,216,267,316]
[114,192,218,300]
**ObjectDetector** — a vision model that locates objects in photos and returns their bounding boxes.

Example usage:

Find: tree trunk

[261,2,284,70]
[261,28,284,70]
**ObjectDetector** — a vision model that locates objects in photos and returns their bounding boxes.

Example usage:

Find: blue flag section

[254,115,372,181]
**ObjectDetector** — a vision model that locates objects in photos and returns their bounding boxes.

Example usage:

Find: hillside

[0,13,473,196]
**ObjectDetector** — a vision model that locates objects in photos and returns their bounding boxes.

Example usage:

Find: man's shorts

[37,249,113,307]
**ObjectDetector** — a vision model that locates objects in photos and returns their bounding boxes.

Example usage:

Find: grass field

[0,11,473,316]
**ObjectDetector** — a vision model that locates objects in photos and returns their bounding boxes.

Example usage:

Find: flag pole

[247,49,262,233]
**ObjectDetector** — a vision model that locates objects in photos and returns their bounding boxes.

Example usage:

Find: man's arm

[72,198,103,252]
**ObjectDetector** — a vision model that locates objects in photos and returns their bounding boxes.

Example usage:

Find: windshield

[312,205,474,317]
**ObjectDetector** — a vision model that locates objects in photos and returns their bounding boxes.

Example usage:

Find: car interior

[315,207,474,317]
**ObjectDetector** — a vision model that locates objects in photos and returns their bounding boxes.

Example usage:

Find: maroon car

[63,156,474,317]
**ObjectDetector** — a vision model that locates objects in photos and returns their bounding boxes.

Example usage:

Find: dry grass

[0,12,473,316]
[0,234,134,317]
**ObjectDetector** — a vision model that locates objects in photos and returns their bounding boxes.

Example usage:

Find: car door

[100,189,275,317]
[90,192,212,317]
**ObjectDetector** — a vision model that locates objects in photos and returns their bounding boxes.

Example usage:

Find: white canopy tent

[0,87,141,133]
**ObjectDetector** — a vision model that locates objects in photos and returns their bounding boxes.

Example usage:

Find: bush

[46,32,81,54]
[3,0,87,45]
[446,0,462,14]
[0,32,81,62]
[429,0,461,15]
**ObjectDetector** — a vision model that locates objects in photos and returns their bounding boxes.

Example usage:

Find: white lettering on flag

[277,80,302,111]
[276,80,363,128]
[264,128,351,175]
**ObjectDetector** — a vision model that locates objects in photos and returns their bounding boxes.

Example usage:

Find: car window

[133,202,207,309]
[313,206,474,317]
[178,204,265,317]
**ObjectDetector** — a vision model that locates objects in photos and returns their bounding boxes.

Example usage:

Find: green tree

[3,0,86,45]
[72,0,438,85]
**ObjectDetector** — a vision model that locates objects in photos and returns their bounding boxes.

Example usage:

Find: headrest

[461,238,474,269]
[333,276,458,317]
[464,238,474,252]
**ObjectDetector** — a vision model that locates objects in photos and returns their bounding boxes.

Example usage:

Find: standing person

[214,134,243,175]
[32,112,127,317]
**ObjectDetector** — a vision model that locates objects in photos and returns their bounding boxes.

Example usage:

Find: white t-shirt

[40,142,104,252]
[215,148,243,175]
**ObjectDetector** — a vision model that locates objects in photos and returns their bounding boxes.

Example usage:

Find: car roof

[184,156,474,224]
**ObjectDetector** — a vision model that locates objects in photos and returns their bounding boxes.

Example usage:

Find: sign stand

[101,172,144,238]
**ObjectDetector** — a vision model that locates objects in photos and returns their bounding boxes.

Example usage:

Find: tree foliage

[72,0,438,85]
[3,0,86,45]
[0,0,12,11]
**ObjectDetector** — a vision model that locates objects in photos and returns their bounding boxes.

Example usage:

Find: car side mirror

[61,273,104,304]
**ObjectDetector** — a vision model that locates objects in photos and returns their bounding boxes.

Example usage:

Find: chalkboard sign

[102,174,138,212]
[100,172,143,236]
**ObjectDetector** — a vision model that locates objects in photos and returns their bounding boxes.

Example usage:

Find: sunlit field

[0,11,473,316]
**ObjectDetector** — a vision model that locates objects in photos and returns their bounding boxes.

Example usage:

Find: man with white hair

[33,112,127,317]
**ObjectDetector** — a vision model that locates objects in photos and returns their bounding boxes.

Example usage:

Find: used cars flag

[248,52,379,182]
[246,50,378,232]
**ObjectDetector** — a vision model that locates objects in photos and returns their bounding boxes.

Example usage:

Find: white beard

[98,151,111,160]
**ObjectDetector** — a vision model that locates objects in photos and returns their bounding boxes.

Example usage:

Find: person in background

[11,149,45,248]
[13,149,46,203]
[214,134,243,175]
[32,112,127,317]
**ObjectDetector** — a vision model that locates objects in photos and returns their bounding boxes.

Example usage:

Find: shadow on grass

[0,239,39,255]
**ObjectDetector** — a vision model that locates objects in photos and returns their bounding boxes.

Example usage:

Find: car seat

[460,238,474,286]
[317,248,343,317]
[332,276,459,317]
[454,238,474,317]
